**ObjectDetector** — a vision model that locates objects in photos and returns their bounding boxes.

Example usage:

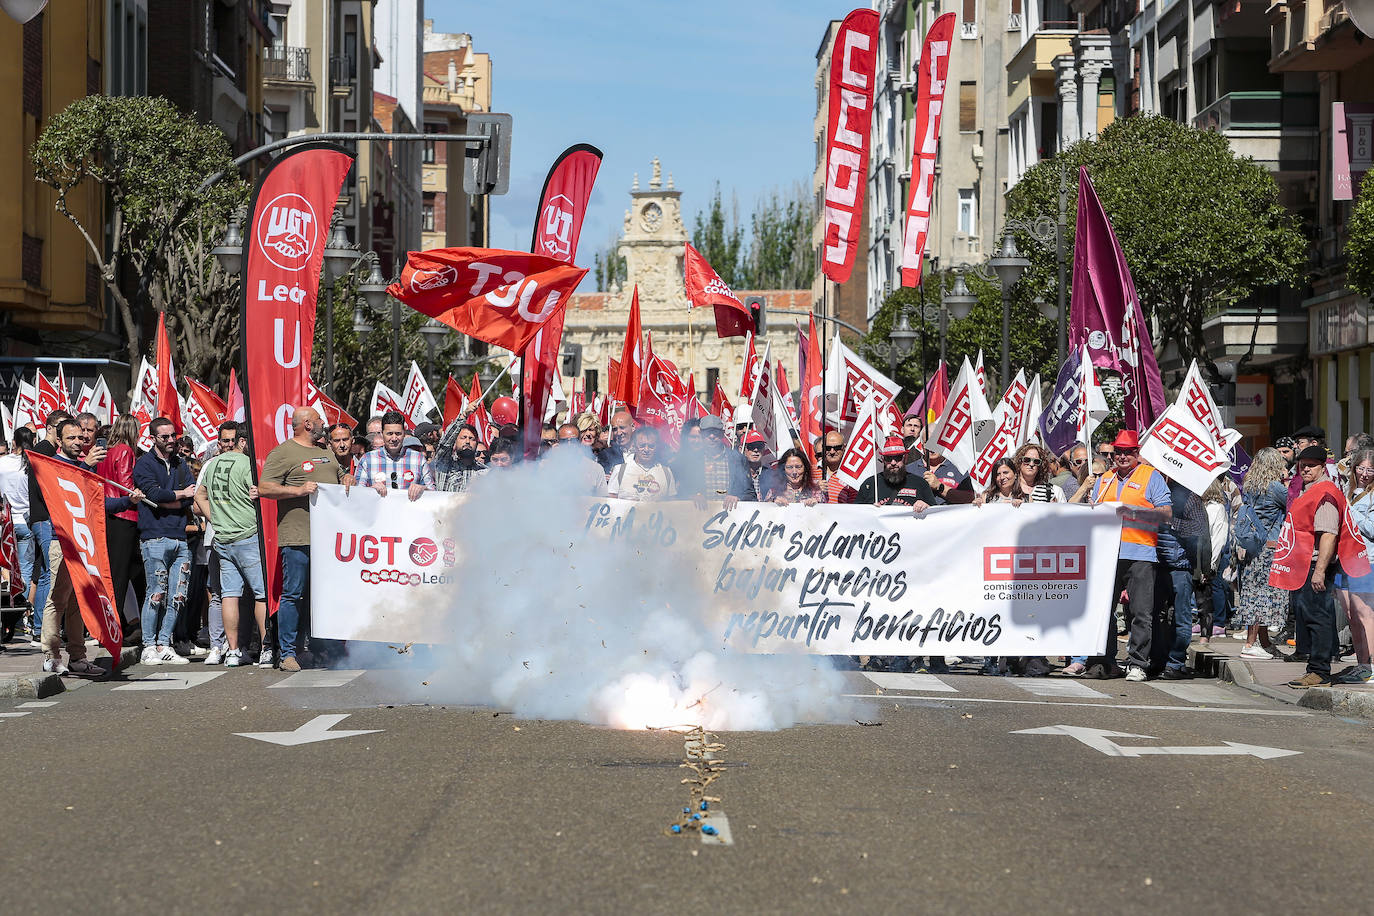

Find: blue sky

[428,0,843,263]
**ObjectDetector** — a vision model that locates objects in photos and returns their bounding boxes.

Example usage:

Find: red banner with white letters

[822,8,880,284]
[389,248,587,355]
[240,143,353,611]
[28,452,122,658]
[684,242,752,338]
[900,12,956,287]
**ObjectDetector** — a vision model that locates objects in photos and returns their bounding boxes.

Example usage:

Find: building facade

[567,162,811,401]
[421,20,491,252]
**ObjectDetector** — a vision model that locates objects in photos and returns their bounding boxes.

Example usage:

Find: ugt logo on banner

[256,193,319,269]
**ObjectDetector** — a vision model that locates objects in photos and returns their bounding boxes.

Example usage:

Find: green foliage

[592,242,627,293]
[32,95,249,384]
[1005,114,1306,381]
[691,183,746,287]
[1348,178,1374,299]
[691,183,813,290]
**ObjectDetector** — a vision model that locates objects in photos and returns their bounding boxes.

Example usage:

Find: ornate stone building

[564,160,812,401]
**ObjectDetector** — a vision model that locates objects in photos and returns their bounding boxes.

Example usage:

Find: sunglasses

[1021,457,1042,466]
[824,445,844,453]
[1071,458,1087,466]
[744,443,764,451]
[1115,448,1139,457]
[154,434,175,441]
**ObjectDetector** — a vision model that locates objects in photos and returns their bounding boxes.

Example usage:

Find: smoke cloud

[345,446,855,731]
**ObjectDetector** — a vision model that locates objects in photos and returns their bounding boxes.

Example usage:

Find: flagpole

[820,279,830,439]
[478,356,518,404]
[687,306,698,393]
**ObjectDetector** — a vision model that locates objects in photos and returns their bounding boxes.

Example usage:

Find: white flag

[834,394,881,490]
[74,383,96,415]
[1177,360,1242,452]
[129,358,157,413]
[927,357,992,476]
[969,370,1030,490]
[1020,374,1043,446]
[402,361,438,426]
[1076,344,1110,446]
[370,381,407,419]
[1,403,13,444]
[1140,395,1231,496]
[748,343,783,465]
[823,336,901,428]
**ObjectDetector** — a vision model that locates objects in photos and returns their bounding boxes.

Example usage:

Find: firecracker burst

[665,726,724,837]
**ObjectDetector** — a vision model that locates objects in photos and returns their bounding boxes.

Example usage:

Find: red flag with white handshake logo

[28,452,122,659]
[389,247,588,355]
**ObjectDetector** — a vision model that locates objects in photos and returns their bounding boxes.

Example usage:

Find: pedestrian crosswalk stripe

[1147,682,1251,705]
[113,671,225,691]
[268,669,366,689]
[861,672,957,692]
[1009,679,1110,699]
[18,701,58,708]
[0,712,31,718]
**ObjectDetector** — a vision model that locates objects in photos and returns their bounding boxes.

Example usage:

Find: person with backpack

[1235,447,1291,658]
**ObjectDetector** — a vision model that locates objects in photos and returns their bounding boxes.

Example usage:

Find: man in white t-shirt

[604,426,676,502]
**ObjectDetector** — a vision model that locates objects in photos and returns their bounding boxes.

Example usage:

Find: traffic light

[744,295,767,334]
[463,113,513,196]
[561,343,583,379]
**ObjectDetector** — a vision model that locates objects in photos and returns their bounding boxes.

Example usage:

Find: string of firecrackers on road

[664,726,725,839]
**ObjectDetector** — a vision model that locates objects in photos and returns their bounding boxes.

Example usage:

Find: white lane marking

[1010,679,1109,699]
[1147,682,1250,705]
[1014,725,1300,758]
[861,672,957,692]
[0,712,32,718]
[845,694,1310,716]
[235,713,382,746]
[700,811,734,846]
[18,701,58,708]
[113,671,226,691]
[267,669,365,689]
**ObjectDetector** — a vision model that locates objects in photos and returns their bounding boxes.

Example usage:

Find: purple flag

[1228,443,1252,488]
[1039,348,1082,457]
[1068,167,1166,434]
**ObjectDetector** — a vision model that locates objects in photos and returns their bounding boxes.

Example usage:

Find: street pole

[1001,286,1011,392]
[1057,164,1068,366]
[391,299,401,389]
[324,283,334,395]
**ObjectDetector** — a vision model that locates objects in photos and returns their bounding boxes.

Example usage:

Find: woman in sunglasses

[1014,442,1066,503]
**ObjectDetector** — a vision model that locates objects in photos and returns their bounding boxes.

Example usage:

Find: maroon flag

[901,12,956,287]
[821,8,880,284]
[239,143,354,612]
[684,242,752,338]
[1,497,22,598]
[524,144,601,457]
[1069,167,1166,432]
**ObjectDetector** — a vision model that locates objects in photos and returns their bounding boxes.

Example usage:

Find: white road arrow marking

[1013,725,1300,759]
[234,714,382,747]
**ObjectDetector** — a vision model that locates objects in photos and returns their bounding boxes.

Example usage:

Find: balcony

[1269,0,1374,71]
[263,45,311,87]
[1193,91,1320,171]
[329,55,355,97]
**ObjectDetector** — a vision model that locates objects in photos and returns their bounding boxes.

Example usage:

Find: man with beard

[433,423,488,493]
[857,437,937,509]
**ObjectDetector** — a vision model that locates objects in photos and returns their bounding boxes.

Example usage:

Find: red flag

[1,497,22,597]
[711,383,734,424]
[684,242,752,338]
[443,376,466,428]
[183,377,226,450]
[240,143,354,614]
[313,385,360,430]
[611,287,643,409]
[531,144,603,261]
[740,332,759,400]
[389,247,586,354]
[822,8,880,284]
[34,371,63,425]
[27,452,122,658]
[154,311,184,435]
[226,368,245,422]
[799,314,824,448]
[567,382,587,420]
[686,374,705,421]
[185,377,228,427]
[907,361,949,426]
[901,12,956,287]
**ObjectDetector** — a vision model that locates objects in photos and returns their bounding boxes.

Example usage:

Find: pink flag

[1069,167,1166,432]
[225,368,245,422]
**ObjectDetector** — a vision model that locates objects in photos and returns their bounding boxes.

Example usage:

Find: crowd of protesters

[0,400,1370,691]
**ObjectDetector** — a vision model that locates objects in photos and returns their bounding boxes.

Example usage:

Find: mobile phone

[96,437,108,448]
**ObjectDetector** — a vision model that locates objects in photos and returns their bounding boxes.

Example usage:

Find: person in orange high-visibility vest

[1090,430,1173,682]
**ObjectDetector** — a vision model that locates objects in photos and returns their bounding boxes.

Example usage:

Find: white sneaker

[1125,666,1147,682]
[141,646,163,666]
[189,645,209,658]
[1232,632,1249,640]
[257,648,274,669]
[205,647,225,666]
[41,657,69,675]
[1240,644,1275,660]
[225,649,243,668]
[156,645,189,665]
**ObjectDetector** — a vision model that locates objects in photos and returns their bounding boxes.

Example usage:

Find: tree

[741,183,815,290]
[1348,177,1374,298]
[32,95,248,384]
[1005,114,1306,382]
[591,229,627,293]
[691,183,745,288]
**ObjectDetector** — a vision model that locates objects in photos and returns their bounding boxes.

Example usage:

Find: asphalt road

[2,662,1371,914]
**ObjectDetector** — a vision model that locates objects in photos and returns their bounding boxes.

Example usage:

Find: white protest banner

[310,487,1121,656]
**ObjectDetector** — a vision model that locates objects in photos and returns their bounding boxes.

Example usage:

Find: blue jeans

[1168,568,1195,670]
[28,520,53,636]
[277,545,310,660]
[140,537,191,648]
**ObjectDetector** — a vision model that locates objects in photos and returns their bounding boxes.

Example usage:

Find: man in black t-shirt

[858,437,938,510]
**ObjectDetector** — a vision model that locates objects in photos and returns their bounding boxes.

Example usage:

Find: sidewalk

[0,637,138,698]
[1189,634,1374,719]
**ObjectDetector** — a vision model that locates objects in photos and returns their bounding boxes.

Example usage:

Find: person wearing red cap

[1090,429,1173,681]
[740,430,781,501]
[857,436,938,509]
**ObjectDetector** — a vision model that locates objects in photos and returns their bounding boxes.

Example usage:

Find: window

[962,0,976,27]
[422,202,435,232]
[958,189,976,235]
[584,369,599,397]
[959,82,977,131]
[706,367,720,397]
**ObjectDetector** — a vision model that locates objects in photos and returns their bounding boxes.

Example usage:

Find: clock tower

[616,157,688,317]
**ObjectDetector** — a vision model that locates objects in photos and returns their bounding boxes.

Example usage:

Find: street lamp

[868,304,920,378]
[211,209,245,275]
[418,318,450,380]
[321,215,359,395]
[988,230,1029,388]
[941,272,978,364]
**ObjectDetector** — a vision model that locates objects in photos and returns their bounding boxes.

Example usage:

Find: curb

[1188,645,1374,720]
[0,672,65,699]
